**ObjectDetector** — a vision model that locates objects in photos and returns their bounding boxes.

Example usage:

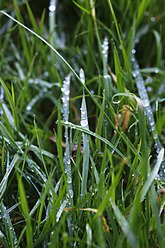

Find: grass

[0,0,165,247]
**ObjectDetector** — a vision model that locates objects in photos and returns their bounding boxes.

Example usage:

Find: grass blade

[17,173,33,248]
[80,69,89,198]
[141,148,164,201]
[110,199,139,248]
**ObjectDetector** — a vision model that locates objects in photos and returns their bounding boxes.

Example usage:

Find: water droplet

[146,86,152,92]
[155,69,159,73]
[151,17,155,22]
[132,49,136,54]
[81,119,88,127]
[26,105,31,111]
[144,11,149,16]
[131,57,135,62]
[143,99,149,107]
[49,0,56,12]
[67,176,72,184]
[102,37,109,56]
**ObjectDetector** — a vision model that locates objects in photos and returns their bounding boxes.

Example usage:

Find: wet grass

[0,0,165,247]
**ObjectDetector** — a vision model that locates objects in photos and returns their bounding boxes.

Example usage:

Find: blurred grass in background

[0,0,165,247]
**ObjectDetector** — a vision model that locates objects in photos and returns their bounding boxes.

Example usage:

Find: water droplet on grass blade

[81,119,88,127]
[26,105,32,111]
[143,99,149,107]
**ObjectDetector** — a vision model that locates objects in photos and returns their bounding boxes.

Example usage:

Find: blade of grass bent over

[61,120,138,176]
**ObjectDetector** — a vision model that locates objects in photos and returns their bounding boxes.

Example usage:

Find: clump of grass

[0,0,165,247]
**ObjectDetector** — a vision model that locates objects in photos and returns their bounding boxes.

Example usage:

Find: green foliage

[0,0,165,247]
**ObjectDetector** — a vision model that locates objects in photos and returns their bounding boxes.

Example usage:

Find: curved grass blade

[61,120,138,176]
[133,60,165,180]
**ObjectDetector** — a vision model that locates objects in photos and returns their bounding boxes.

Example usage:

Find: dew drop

[81,119,88,127]
[144,11,149,16]
[132,49,136,54]
[26,105,32,111]
[143,99,149,107]
[151,17,155,22]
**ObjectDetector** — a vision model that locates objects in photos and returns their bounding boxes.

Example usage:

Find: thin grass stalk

[80,69,89,198]
[49,0,56,66]
[61,74,73,202]
[133,59,165,180]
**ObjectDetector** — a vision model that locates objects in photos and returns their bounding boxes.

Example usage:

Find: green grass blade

[149,184,164,248]
[34,119,49,177]
[110,198,139,248]
[0,154,20,200]
[0,77,19,127]
[80,69,89,198]
[96,91,105,150]
[0,201,17,247]
[140,148,164,201]
[106,0,131,78]
[17,173,33,248]
[13,0,31,65]
[0,230,9,248]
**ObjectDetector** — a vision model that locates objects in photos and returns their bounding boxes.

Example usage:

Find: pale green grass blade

[49,0,57,65]
[80,69,89,197]
[141,148,164,201]
[61,74,73,203]
[0,77,19,127]
[110,199,139,248]
[133,60,165,179]
[86,223,92,248]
